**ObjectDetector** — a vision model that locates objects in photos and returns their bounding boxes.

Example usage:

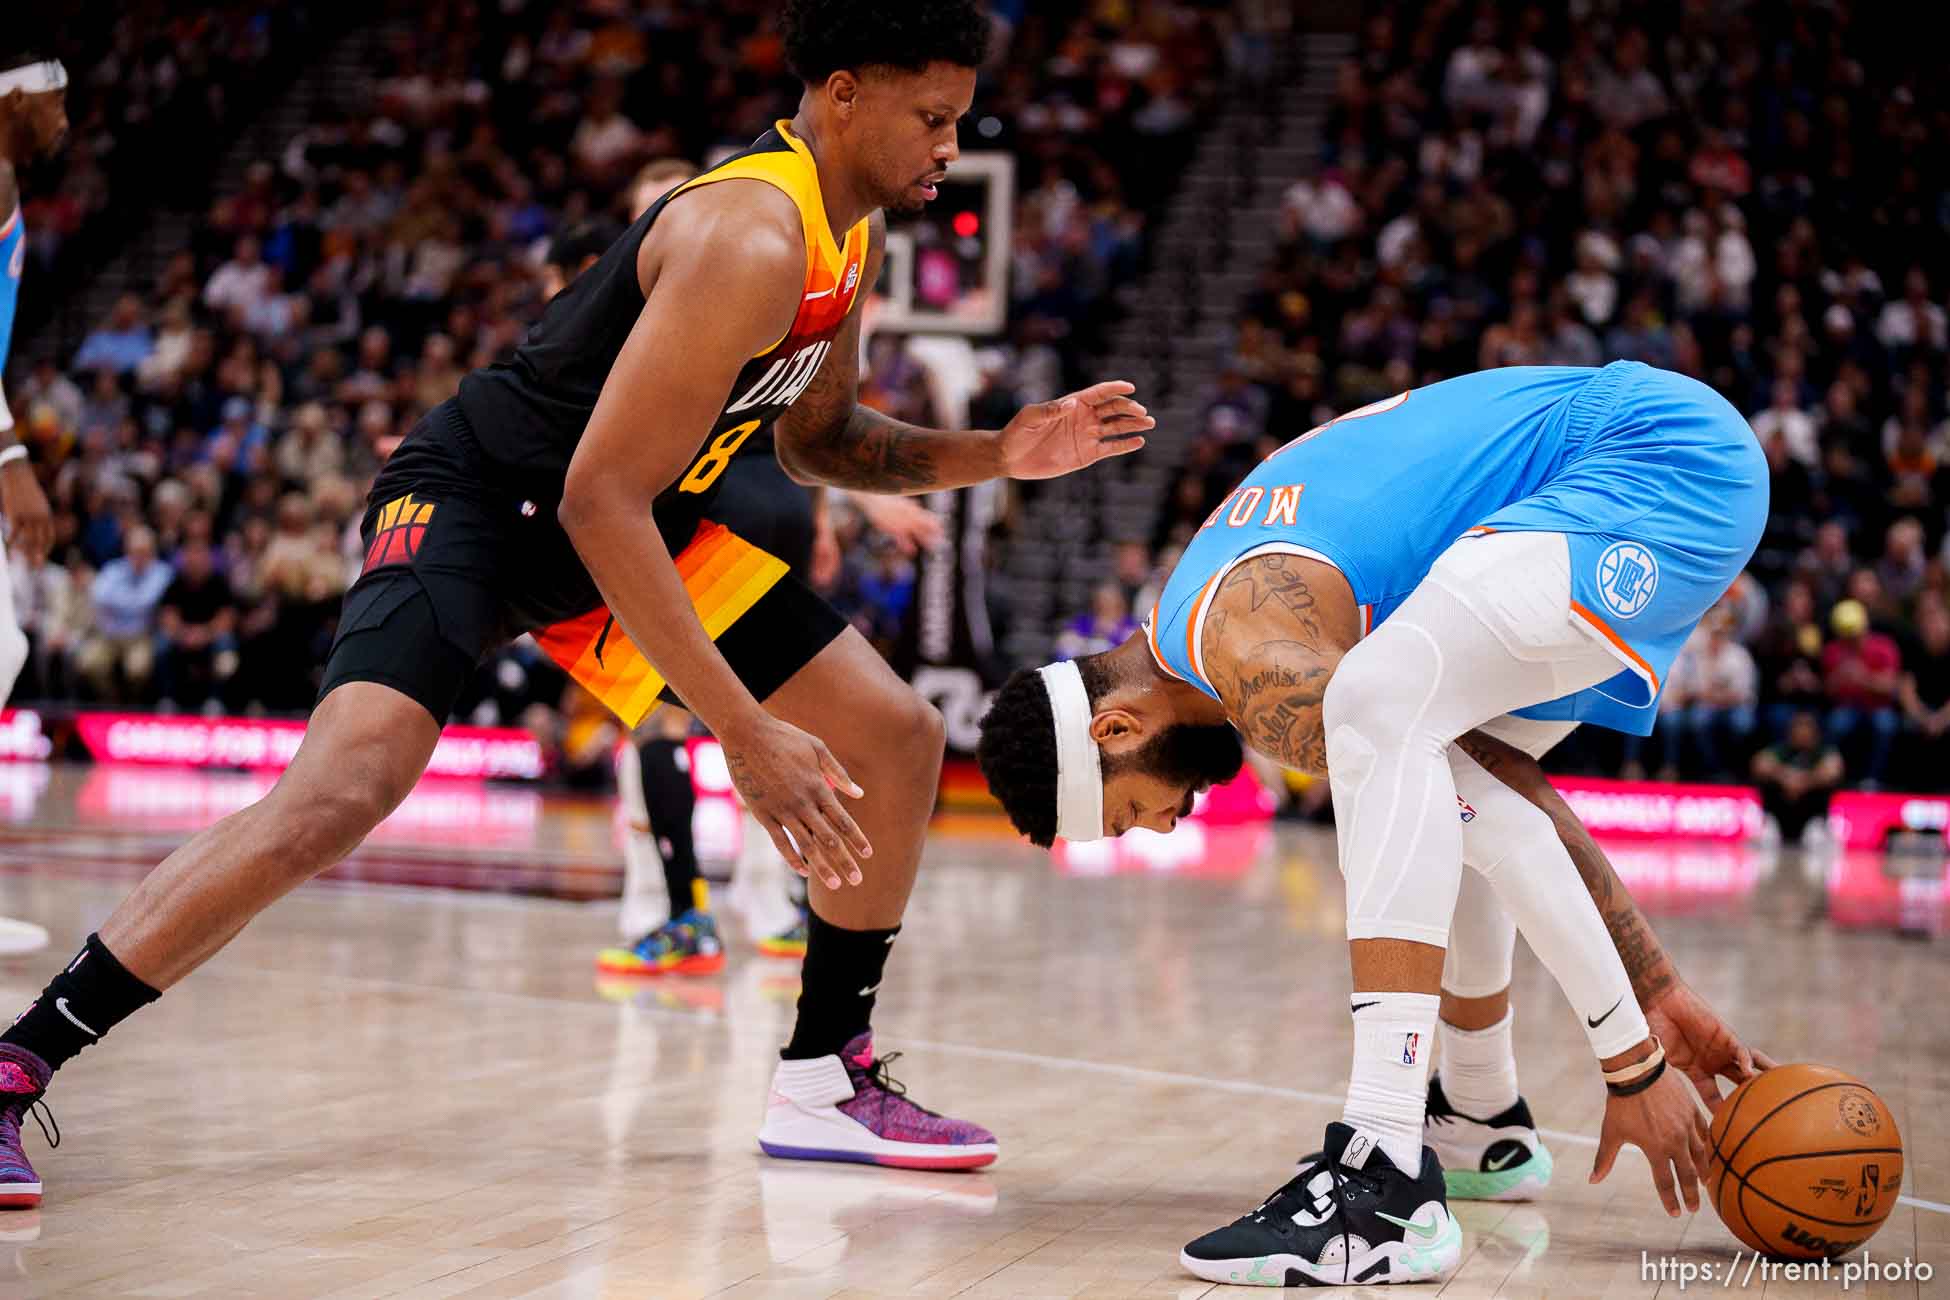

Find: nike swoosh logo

[803,286,838,301]
[1587,996,1624,1029]
[55,997,98,1037]
[1376,1207,1446,1241]
[593,614,615,668]
[858,982,881,997]
[1350,1000,1379,1013]
[1485,1150,1523,1171]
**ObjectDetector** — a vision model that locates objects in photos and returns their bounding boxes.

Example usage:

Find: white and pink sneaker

[758,1033,997,1170]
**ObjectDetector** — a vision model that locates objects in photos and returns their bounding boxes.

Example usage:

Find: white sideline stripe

[872,1035,1950,1218]
[215,963,1950,1218]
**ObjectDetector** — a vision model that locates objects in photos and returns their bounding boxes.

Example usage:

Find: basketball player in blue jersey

[980,361,1774,1285]
[0,2,1154,1208]
[0,55,66,969]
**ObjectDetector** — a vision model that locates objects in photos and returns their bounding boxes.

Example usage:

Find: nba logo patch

[1596,540,1659,620]
[1400,1032,1420,1066]
[1456,795,1476,823]
[363,493,435,572]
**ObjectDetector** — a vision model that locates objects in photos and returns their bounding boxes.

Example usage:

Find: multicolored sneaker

[1180,1122,1460,1286]
[756,909,808,959]
[595,909,726,976]
[1424,1074,1552,1201]
[0,1046,54,1209]
[758,1032,997,1170]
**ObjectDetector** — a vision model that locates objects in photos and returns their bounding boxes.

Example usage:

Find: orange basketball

[1706,1064,1903,1260]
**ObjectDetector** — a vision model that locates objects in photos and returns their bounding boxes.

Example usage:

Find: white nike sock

[1342,990,1440,1173]
[1437,1008,1519,1119]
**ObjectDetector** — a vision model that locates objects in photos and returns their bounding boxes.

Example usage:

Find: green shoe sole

[1443,1141,1553,1201]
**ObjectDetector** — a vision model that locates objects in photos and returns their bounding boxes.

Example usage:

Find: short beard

[1107,722,1245,791]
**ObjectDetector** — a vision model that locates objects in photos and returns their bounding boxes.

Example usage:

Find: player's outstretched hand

[720,713,871,892]
[999,380,1153,480]
[1593,1064,1711,1218]
[0,459,53,562]
[1645,980,1776,1114]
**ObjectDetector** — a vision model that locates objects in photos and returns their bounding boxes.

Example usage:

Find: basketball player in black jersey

[0,0,1154,1198]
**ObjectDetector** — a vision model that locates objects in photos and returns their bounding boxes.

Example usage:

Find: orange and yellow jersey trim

[654,121,872,509]
[535,523,789,728]
[667,120,870,367]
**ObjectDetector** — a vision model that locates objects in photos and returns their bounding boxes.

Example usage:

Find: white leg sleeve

[1325,532,1616,947]
[614,738,670,938]
[1449,746,1650,1059]
[0,545,27,706]
[1446,716,1578,997]
[1441,870,1515,998]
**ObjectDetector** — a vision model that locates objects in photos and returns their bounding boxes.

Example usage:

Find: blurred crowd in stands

[5,0,1235,768]
[1134,0,1950,813]
[14,0,1950,809]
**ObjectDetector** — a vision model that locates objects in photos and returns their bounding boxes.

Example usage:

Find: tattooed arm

[1200,553,1362,775]
[1451,728,1678,1005]
[1453,727,1775,1105]
[774,216,1153,494]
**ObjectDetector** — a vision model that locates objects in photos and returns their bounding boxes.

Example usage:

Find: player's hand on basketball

[721,714,871,891]
[1645,980,1777,1114]
[1594,1061,1711,1217]
[999,380,1153,480]
[0,459,53,562]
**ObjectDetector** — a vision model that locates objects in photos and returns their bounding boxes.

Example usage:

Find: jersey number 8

[678,419,762,494]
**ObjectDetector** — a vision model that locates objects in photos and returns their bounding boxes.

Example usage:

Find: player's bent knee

[1471,797,1559,880]
[273,782,399,864]
[854,683,945,766]
[1323,643,1412,742]
[910,693,947,754]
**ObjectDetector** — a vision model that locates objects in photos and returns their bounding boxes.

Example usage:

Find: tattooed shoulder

[1203,577,1339,774]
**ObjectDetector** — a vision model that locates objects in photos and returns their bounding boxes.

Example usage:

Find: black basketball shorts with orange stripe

[320,400,845,727]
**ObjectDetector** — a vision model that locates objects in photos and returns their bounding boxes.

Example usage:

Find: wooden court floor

[0,764,1940,1298]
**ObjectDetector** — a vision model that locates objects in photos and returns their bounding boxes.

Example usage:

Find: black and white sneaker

[1424,1075,1553,1202]
[1180,1122,1462,1287]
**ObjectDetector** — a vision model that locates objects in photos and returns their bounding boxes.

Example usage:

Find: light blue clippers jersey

[0,205,21,427]
[1146,363,1767,735]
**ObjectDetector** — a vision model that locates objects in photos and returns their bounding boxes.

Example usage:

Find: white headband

[1038,660,1104,842]
[0,62,66,98]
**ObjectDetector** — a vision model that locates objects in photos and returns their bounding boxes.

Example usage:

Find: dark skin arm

[774,215,1153,494]
[559,180,870,892]
[1199,553,1359,776]
[1453,727,1778,1110]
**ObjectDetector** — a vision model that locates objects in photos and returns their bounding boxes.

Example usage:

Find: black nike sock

[2,933,160,1072]
[638,737,703,914]
[782,912,899,1059]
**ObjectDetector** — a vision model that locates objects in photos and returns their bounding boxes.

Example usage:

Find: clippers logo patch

[364,494,435,571]
[1596,541,1659,620]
